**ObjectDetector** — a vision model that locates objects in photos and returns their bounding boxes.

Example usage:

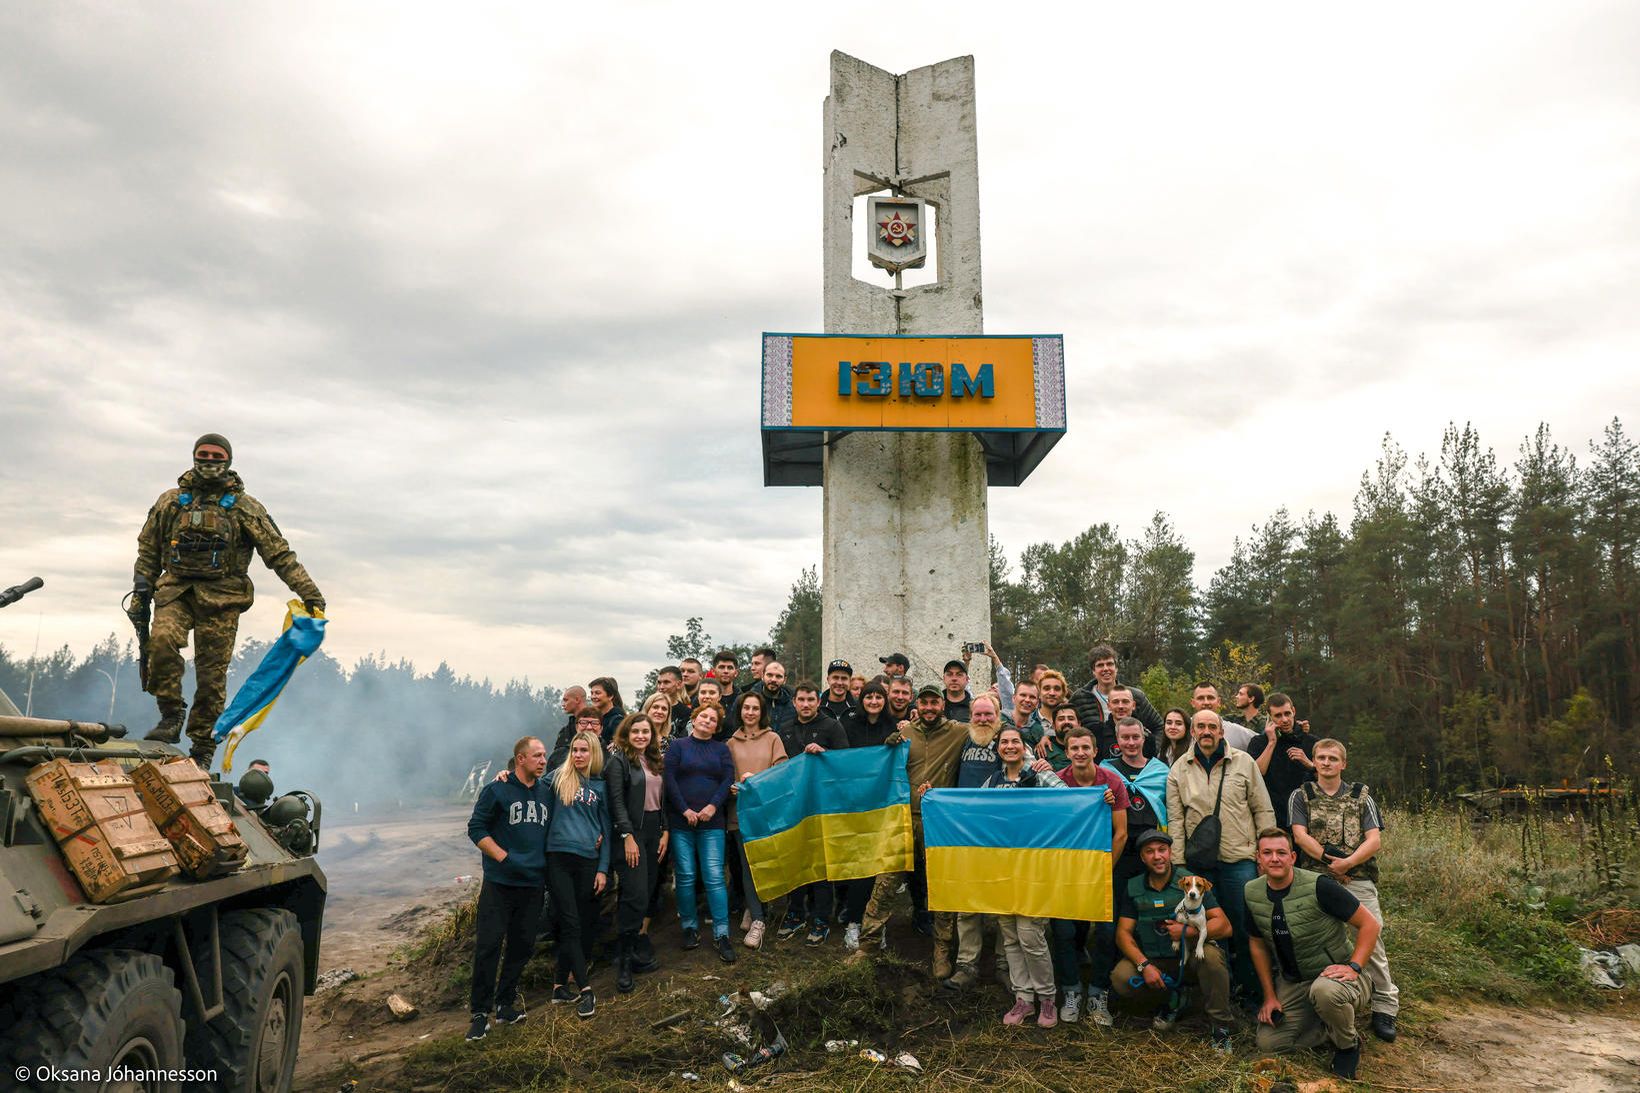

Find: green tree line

[985,419,1638,798]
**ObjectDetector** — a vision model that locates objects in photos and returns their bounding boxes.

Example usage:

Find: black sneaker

[805,921,830,946]
[465,1014,488,1041]
[1331,1042,1361,1080]
[912,911,935,937]
[776,912,805,941]
[576,989,596,1020]
[716,934,738,963]
[682,927,701,950]
[550,984,575,1004]
[1210,1025,1233,1054]
[1371,1012,1398,1042]
[495,1003,526,1025]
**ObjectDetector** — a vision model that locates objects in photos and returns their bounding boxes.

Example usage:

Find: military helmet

[237,768,274,805]
[264,793,310,826]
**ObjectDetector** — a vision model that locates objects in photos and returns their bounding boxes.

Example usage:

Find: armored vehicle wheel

[185,909,304,1093]
[0,949,185,1092]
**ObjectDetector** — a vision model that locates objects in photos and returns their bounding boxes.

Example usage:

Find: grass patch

[376,803,1635,1090]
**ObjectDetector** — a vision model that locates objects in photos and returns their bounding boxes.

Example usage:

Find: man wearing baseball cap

[878,652,911,678]
[822,659,857,721]
[859,682,970,976]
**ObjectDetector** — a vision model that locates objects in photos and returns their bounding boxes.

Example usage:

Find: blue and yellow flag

[214,601,327,772]
[737,742,914,901]
[922,788,1113,921]
[1101,756,1170,831]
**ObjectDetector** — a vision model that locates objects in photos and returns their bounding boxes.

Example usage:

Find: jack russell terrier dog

[1173,875,1213,965]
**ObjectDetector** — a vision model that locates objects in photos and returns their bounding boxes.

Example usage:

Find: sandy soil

[290,804,1640,1092]
[294,803,479,1090]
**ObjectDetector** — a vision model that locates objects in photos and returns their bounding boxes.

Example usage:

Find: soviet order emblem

[865,194,928,275]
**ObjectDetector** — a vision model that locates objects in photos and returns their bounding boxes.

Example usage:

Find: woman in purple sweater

[663,702,738,963]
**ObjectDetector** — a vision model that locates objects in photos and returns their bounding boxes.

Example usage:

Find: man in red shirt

[1051,725,1128,1025]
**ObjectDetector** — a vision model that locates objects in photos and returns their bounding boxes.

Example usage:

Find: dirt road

[295,803,479,1089]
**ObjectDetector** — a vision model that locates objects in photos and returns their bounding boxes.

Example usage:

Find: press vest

[1298,781,1378,882]
[1244,868,1353,981]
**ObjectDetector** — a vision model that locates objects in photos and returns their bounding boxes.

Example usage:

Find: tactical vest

[1125,868,1192,961]
[1244,868,1353,981]
[165,490,245,580]
[1298,782,1378,882]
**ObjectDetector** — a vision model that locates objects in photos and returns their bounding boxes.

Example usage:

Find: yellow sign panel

[778,335,1050,431]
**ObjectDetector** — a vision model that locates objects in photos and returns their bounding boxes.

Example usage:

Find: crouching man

[1111,829,1234,1053]
[1244,828,1381,1080]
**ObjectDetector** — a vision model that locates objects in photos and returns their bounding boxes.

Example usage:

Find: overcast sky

[2,2,1636,694]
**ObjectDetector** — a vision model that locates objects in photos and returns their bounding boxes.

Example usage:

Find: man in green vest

[1244,828,1382,1079]
[1289,737,1399,1043]
[1111,830,1235,1052]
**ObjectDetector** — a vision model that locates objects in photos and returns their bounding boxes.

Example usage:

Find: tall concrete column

[820,52,991,686]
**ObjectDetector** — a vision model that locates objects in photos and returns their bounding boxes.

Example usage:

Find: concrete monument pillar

[820,52,990,685]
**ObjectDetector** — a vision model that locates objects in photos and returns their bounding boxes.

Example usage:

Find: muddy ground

[293,804,1640,1092]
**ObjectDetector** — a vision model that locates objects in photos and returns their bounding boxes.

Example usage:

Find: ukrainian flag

[738,742,914,901]
[922,788,1113,921]
[214,601,327,772]
[1101,756,1170,831]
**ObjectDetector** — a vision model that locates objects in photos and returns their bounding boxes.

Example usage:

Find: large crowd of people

[465,643,1398,1079]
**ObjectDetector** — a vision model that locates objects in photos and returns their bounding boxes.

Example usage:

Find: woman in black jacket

[607,711,667,991]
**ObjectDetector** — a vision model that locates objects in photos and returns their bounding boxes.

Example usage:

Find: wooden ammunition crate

[133,757,248,879]
[26,758,179,902]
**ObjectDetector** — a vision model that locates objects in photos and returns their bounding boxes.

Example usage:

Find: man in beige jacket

[1166,709,1275,1002]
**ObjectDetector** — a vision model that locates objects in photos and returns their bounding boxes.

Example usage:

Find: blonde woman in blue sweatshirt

[546,730,613,1019]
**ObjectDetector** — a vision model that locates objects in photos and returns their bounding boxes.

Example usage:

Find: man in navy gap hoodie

[465,735,551,1040]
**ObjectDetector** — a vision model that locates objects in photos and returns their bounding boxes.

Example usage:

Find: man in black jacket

[1070,644,1163,736]
[821,659,857,720]
[547,687,588,770]
[778,682,848,942]
[940,659,974,724]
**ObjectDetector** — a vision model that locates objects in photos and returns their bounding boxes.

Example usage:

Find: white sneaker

[844,923,861,951]
[1087,989,1113,1027]
[744,920,766,949]
[1060,989,1082,1024]
[741,910,752,931]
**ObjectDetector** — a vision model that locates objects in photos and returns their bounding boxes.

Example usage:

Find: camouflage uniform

[135,467,322,764]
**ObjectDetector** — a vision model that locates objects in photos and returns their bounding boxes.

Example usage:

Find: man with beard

[859,685,968,970]
[135,433,324,767]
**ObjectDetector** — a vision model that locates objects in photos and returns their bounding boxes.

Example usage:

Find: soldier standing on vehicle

[132,433,324,766]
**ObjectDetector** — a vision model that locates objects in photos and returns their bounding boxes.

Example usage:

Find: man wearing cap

[878,652,911,679]
[133,433,324,767]
[940,659,973,723]
[859,684,969,974]
[1111,829,1235,1052]
[821,659,857,721]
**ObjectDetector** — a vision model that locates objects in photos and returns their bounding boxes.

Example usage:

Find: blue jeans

[672,826,729,939]
[1202,857,1258,997]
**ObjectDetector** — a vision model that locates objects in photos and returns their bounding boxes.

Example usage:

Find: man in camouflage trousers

[133,433,324,767]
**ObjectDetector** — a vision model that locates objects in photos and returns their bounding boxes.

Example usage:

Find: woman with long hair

[983,725,1066,1029]
[663,702,738,963]
[545,730,611,1019]
[725,691,788,948]
[607,711,668,991]
[837,681,896,949]
[1158,707,1191,766]
[639,691,673,751]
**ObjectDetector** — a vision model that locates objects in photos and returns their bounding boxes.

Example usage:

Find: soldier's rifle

[123,577,152,693]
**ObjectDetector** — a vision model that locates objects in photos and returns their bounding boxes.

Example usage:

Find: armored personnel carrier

[0,578,327,1092]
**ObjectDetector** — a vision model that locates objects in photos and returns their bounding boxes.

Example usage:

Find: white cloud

[2,1,1635,690]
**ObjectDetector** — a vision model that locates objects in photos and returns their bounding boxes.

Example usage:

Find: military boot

[144,703,186,743]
